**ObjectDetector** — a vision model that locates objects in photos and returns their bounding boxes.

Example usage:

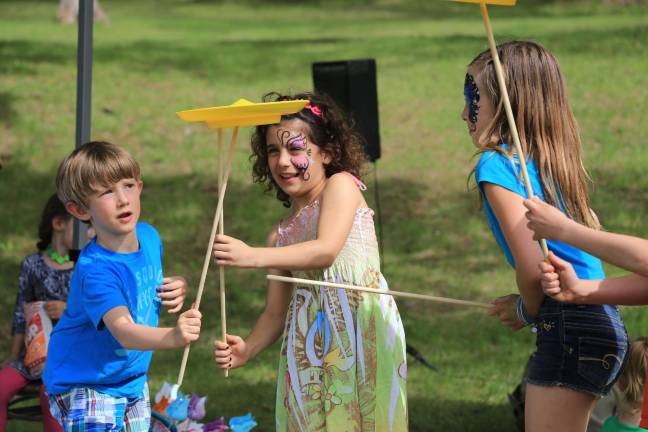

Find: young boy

[43,141,202,431]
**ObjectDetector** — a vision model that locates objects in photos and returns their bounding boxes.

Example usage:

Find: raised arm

[524,196,648,277]
[213,173,362,271]
[82,267,200,351]
[484,183,546,316]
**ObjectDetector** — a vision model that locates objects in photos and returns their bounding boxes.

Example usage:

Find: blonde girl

[463,41,628,432]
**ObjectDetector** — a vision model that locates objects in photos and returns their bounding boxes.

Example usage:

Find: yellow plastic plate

[450,0,516,5]
[176,99,308,128]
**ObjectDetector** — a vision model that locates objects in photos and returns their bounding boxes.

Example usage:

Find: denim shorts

[526,298,628,397]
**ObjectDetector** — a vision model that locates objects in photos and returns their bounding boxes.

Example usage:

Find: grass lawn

[1,0,647,430]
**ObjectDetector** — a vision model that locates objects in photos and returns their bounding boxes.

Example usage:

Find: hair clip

[304,102,322,118]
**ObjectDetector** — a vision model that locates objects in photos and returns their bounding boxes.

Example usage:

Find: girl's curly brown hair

[251,91,368,207]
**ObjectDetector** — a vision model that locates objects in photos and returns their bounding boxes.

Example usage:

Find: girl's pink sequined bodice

[276,200,381,276]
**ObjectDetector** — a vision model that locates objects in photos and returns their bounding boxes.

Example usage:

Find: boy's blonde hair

[469,40,600,230]
[56,141,141,208]
[616,337,648,417]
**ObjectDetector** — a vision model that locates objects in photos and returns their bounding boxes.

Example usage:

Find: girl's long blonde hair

[616,337,648,416]
[470,40,599,229]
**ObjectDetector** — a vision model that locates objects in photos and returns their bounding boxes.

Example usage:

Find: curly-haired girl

[212,91,408,431]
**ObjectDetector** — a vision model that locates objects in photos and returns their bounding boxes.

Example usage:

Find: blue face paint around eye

[464,73,480,125]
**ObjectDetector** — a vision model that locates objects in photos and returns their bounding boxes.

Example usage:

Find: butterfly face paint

[464,73,480,125]
[276,128,313,181]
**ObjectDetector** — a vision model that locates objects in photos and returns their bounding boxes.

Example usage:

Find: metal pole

[71,0,93,259]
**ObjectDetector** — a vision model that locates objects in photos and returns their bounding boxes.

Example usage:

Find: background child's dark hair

[37,193,71,250]
[251,91,367,207]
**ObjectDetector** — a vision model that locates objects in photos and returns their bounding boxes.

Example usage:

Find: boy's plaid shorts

[48,383,150,431]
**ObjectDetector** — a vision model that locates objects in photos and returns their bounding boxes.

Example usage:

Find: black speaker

[312,59,381,161]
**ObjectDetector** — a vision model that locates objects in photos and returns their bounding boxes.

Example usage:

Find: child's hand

[214,334,249,370]
[213,234,259,268]
[158,276,187,313]
[44,300,66,320]
[540,252,591,303]
[174,307,202,347]
[523,196,573,242]
[486,294,525,331]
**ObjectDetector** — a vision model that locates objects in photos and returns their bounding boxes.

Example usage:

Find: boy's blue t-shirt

[43,222,163,398]
[474,146,605,280]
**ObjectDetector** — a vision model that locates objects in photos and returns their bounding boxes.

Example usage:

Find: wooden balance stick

[172,98,309,395]
[267,275,490,308]
[479,1,549,258]
[217,129,229,378]
[176,127,238,388]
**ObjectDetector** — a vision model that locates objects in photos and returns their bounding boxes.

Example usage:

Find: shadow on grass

[409,396,515,431]
[590,165,648,233]
[2,22,646,78]
[0,91,18,127]
[0,40,75,75]
[4,0,627,19]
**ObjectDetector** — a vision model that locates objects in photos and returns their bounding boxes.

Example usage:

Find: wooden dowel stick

[479,2,549,258]
[267,275,490,309]
[217,129,229,378]
[176,127,239,387]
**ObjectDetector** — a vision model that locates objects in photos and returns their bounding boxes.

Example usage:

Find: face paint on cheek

[290,155,310,180]
[464,73,480,125]
[287,135,312,180]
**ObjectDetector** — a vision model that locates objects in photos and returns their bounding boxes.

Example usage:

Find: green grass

[1,0,647,430]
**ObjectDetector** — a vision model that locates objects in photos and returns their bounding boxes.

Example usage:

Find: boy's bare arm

[585,274,648,305]
[560,274,648,306]
[524,197,648,276]
[562,224,648,278]
[541,254,648,305]
[103,306,201,350]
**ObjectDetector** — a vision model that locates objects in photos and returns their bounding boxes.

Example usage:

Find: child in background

[0,194,72,432]
[43,141,201,431]
[601,338,648,431]
[212,92,408,431]
[464,41,627,431]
